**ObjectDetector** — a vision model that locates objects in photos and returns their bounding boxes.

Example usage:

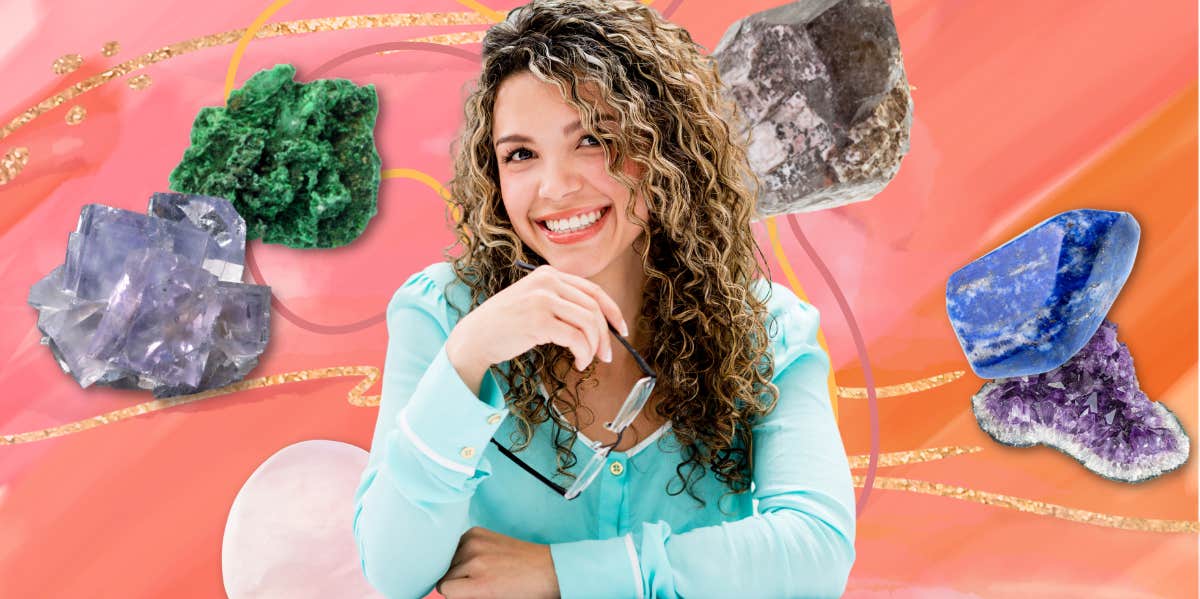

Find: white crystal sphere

[222,440,383,599]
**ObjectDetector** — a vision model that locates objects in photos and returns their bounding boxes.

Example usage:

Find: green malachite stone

[168,64,382,249]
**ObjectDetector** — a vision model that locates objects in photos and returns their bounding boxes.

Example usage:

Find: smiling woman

[491,71,650,307]
[351,1,856,598]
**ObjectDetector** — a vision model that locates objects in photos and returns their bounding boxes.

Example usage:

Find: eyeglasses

[488,259,657,500]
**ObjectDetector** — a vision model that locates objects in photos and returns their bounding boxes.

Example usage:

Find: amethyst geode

[972,320,1190,482]
[28,193,271,398]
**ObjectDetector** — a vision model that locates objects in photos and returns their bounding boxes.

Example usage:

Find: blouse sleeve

[548,283,857,599]
[352,270,511,599]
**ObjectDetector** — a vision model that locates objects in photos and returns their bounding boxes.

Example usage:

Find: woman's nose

[538,157,583,201]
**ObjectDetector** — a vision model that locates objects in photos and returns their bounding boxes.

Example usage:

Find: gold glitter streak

[128,74,153,90]
[855,475,1200,533]
[102,41,121,57]
[838,370,967,399]
[64,106,86,125]
[52,53,83,75]
[1,12,495,142]
[408,31,488,45]
[0,147,30,186]
[0,366,380,445]
[847,445,982,469]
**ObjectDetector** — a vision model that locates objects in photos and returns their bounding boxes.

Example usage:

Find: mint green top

[353,262,856,598]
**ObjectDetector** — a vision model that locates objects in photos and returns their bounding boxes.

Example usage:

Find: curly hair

[441,0,780,507]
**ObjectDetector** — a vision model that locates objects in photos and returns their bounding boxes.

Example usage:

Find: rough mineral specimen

[972,320,1190,483]
[712,0,913,217]
[168,63,382,249]
[64,204,215,301]
[149,191,246,282]
[28,193,272,397]
[87,249,223,389]
[947,209,1140,378]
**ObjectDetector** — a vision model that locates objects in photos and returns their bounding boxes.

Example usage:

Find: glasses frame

[488,259,658,500]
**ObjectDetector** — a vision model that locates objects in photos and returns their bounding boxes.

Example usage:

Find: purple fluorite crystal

[972,320,1190,482]
[148,191,246,282]
[152,282,270,398]
[87,250,223,389]
[63,205,214,301]
[28,193,271,397]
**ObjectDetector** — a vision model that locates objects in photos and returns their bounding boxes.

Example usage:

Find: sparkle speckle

[0,147,30,186]
[102,41,121,57]
[128,74,153,90]
[53,53,84,75]
[65,105,87,125]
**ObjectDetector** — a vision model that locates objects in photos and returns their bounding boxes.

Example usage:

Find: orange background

[0,0,1196,597]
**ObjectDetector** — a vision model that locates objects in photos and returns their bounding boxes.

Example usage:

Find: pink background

[0,0,1196,597]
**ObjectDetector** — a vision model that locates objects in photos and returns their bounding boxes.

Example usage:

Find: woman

[352,1,856,597]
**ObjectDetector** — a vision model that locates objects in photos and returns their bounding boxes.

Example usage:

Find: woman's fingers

[549,280,614,364]
[543,317,596,371]
[536,292,601,367]
[437,576,471,598]
[553,270,629,337]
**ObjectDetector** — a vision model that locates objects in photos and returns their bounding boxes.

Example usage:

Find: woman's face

[491,71,650,281]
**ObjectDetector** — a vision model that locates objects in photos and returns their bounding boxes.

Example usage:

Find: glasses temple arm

[489,438,569,496]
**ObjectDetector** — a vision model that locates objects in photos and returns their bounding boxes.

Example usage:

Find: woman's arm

[548,289,856,599]
[352,272,511,599]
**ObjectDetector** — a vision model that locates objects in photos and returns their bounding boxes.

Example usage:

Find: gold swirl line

[856,475,1200,533]
[764,216,840,422]
[838,370,967,399]
[225,0,292,100]
[453,0,507,23]
[0,12,496,142]
[847,445,982,469]
[1,366,380,445]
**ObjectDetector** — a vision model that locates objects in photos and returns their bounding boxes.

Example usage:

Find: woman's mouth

[536,206,611,244]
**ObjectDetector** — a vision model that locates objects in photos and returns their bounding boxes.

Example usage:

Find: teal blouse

[352,262,856,598]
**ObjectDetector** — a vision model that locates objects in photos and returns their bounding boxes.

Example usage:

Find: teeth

[545,209,603,233]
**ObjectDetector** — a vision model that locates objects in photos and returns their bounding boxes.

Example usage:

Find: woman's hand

[435,526,561,599]
[446,264,629,374]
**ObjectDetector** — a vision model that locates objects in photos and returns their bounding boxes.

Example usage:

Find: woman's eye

[502,136,601,164]
[502,148,532,163]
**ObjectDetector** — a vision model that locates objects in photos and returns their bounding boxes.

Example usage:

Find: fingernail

[620,320,630,337]
[603,348,613,362]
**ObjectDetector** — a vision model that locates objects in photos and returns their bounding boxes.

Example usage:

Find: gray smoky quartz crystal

[713,0,913,217]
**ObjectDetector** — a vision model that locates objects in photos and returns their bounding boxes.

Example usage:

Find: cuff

[550,535,643,599]
[397,344,508,478]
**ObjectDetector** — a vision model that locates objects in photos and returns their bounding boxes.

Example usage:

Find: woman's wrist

[445,320,492,398]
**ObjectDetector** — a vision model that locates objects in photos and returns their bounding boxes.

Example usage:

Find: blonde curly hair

[442,0,780,506]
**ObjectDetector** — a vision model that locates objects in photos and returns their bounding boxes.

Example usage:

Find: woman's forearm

[355,280,512,598]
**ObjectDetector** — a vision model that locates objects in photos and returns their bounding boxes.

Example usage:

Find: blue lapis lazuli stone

[946,209,1140,378]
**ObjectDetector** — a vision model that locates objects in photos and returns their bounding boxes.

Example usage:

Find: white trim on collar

[537,383,672,457]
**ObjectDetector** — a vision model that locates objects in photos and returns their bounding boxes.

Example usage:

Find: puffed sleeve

[352,267,511,599]
[548,281,856,599]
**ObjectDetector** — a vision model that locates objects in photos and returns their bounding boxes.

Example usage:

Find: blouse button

[609,461,624,476]
[460,446,476,459]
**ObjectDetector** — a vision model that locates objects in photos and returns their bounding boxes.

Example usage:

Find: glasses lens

[607,377,656,432]
[564,448,610,499]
